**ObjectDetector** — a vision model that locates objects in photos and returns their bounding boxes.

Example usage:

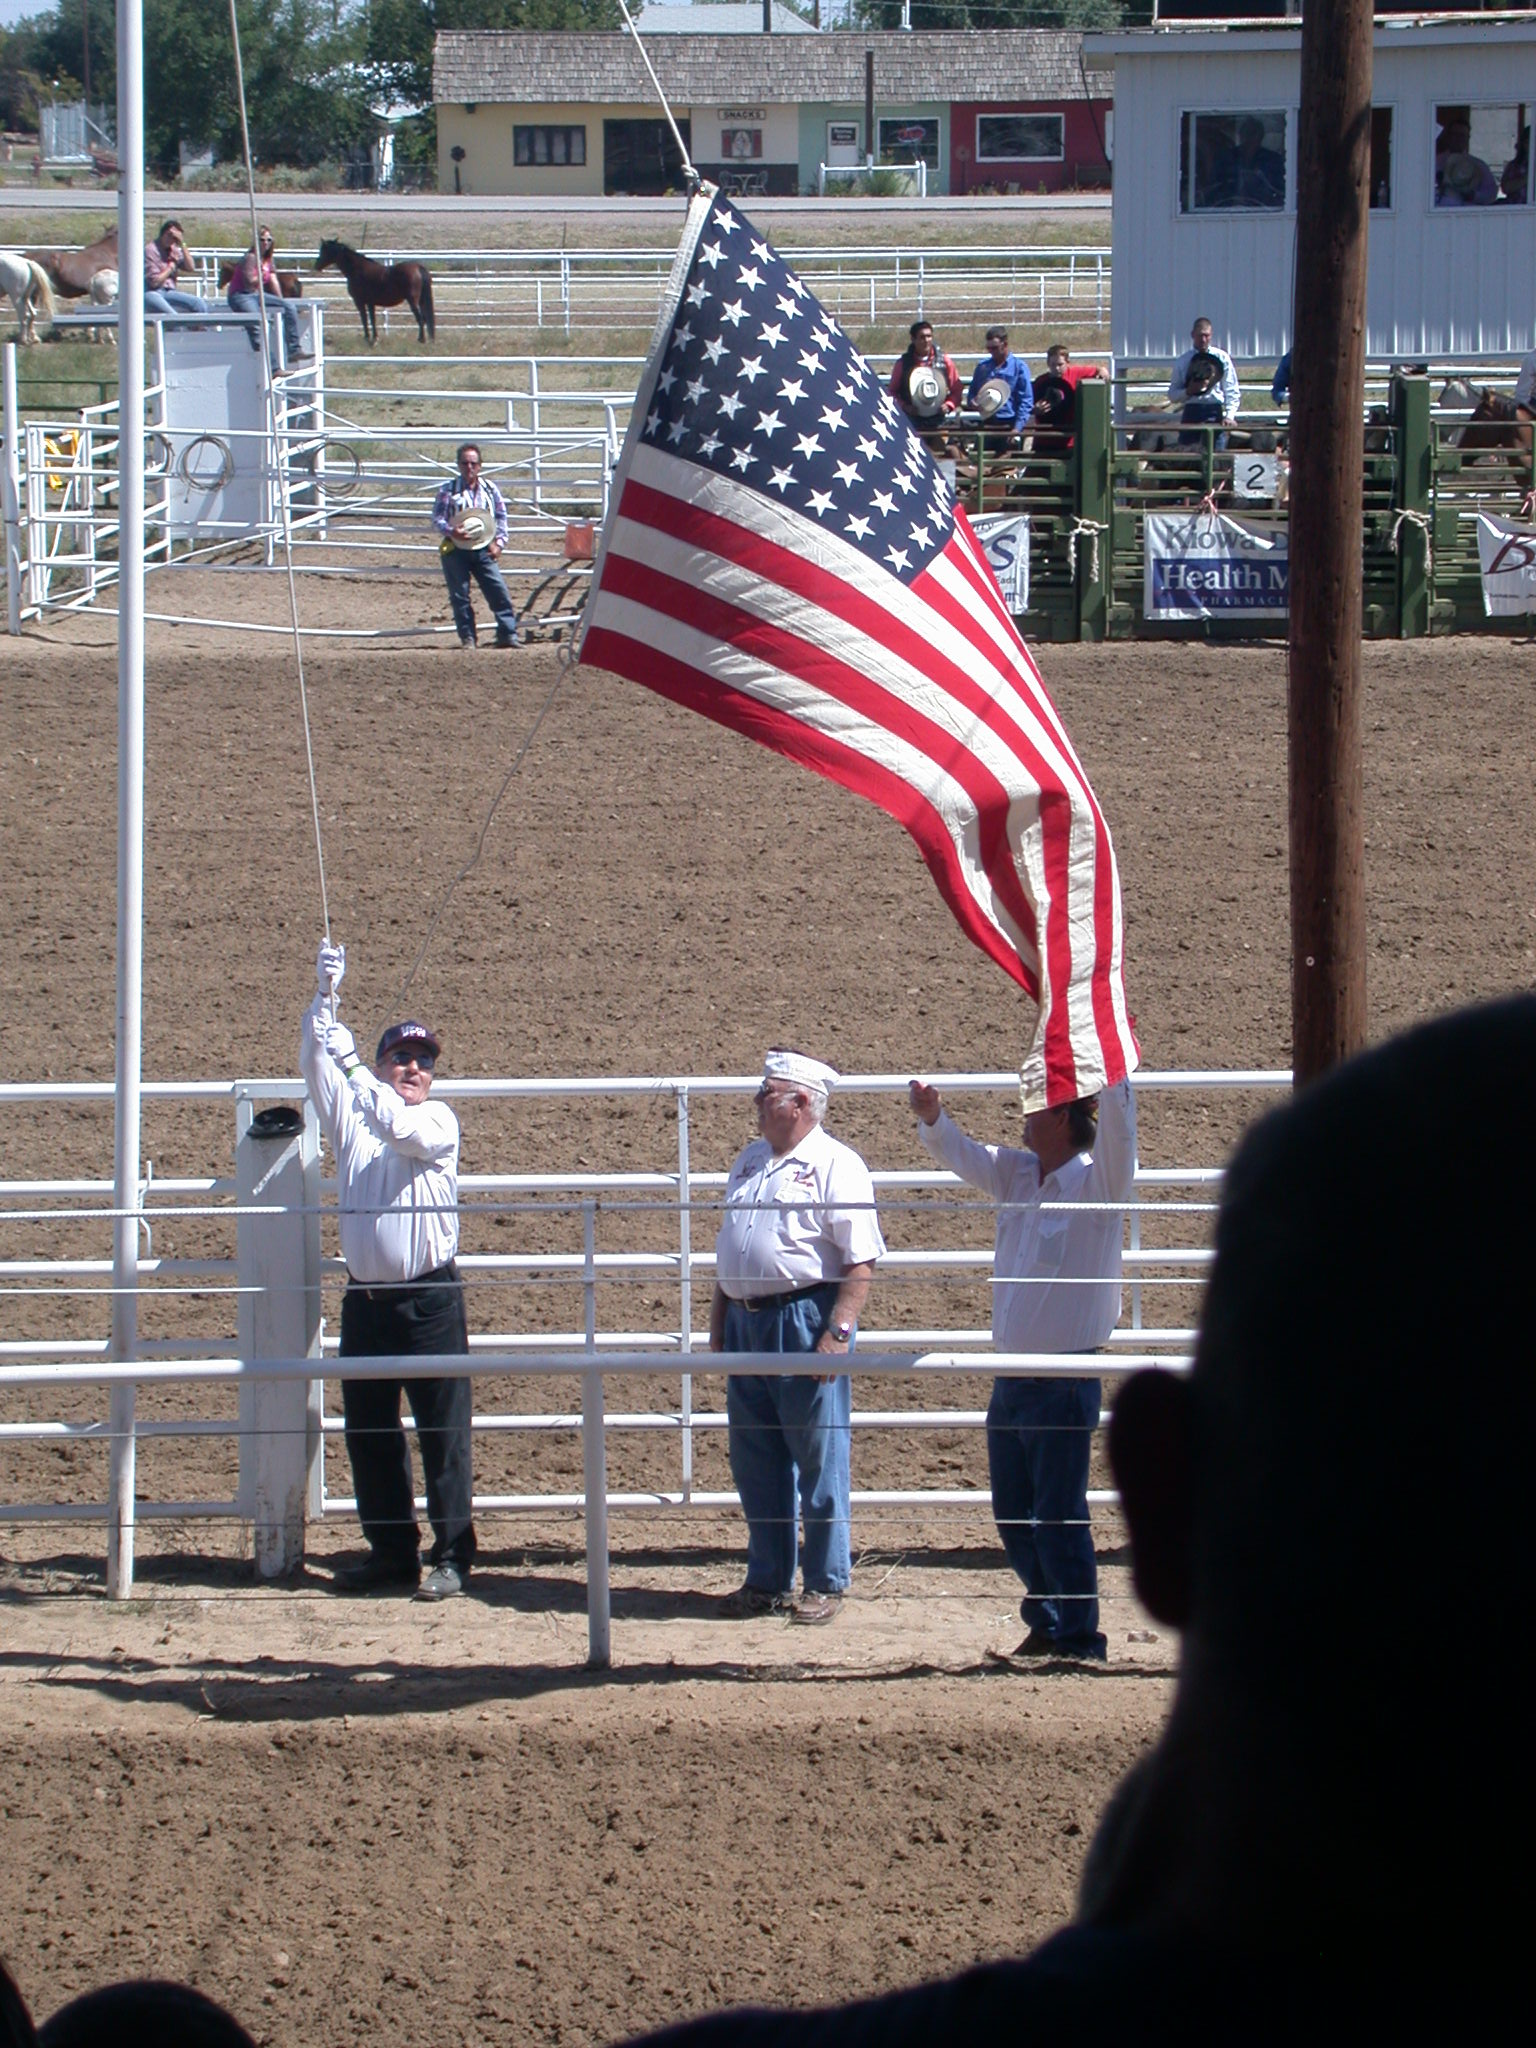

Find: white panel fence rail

[0,1069,1287,1661]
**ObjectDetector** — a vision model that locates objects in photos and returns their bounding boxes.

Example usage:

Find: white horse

[86,266,119,347]
[0,250,57,344]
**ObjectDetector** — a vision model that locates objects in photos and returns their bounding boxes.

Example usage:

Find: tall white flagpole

[106,0,145,1599]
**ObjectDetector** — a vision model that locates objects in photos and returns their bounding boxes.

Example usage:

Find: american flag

[576,188,1137,1106]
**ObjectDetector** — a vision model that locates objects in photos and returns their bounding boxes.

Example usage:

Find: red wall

[948,101,1110,196]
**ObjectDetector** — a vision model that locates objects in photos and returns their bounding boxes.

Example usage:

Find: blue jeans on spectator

[1179,393,1227,450]
[725,1283,852,1596]
[440,543,520,646]
[987,1372,1105,1652]
[228,287,301,358]
[145,287,207,318]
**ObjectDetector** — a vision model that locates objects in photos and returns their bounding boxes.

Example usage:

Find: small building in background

[431,30,1111,199]
[1085,15,1534,361]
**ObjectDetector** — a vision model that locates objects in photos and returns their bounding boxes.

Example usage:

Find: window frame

[513,124,588,170]
[974,112,1065,165]
[1430,100,1530,211]
[877,116,940,172]
[1177,107,1291,216]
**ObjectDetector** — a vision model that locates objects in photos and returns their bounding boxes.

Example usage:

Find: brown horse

[316,237,434,344]
[1442,378,1534,482]
[25,224,117,300]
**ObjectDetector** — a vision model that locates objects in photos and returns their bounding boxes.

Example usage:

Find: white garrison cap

[763,1048,839,1095]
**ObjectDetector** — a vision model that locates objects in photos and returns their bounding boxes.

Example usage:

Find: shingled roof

[433,30,1110,108]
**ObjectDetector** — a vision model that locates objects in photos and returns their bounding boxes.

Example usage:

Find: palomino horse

[25,225,118,300]
[1,251,56,342]
[316,237,435,344]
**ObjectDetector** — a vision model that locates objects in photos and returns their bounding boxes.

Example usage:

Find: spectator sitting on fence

[617,993,1531,2044]
[967,326,1034,453]
[1027,343,1103,450]
[888,319,963,458]
[226,225,303,360]
[1270,349,1292,407]
[143,218,207,320]
[1168,316,1240,432]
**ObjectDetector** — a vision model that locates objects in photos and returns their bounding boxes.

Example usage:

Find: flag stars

[703,336,727,364]
[872,489,895,516]
[658,367,677,394]
[699,431,723,457]
[758,322,786,349]
[755,408,784,438]
[718,390,744,419]
[845,513,873,540]
[729,447,753,472]
[820,406,846,433]
[737,264,763,292]
[670,320,693,352]
[767,465,796,494]
[645,406,662,437]
[857,435,879,461]
[834,459,862,487]
[685,376,707,404]
[885,544,912,572]
[777,377,806,405]
[794,432,824,460]
[798,350,824,377]
[750,237,773,264]
[775,293,801,322]
[808,488,835,516]
[721,299,748,327]
[738,356,766,384]
[667,418,688,445]
[685,280,709,307]
[699,239,726,268]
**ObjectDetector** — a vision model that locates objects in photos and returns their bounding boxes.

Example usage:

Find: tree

[848,0,1143,27]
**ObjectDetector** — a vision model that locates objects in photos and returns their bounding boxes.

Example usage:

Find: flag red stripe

[613,476,1094,1086]
[581,621,1035,991]
[942,521,1128,1088]
[596,538,1041,965]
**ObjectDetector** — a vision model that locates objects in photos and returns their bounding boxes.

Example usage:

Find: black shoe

[494,630,521,648]
[333,1552,420,1593]
[1002,1629,1107,1664]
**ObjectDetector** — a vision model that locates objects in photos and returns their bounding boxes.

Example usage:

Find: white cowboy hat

[975,376,1011,421]
[907,365,944,418]
[452,511,490,550]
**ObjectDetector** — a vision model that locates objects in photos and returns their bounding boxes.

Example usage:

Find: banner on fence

[969,513,1031,614]
[1144,510,1289,619]
[1476,515,1536,616]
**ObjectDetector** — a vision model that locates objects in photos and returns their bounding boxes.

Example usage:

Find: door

[826,120,861,168]
[603,118,692,195]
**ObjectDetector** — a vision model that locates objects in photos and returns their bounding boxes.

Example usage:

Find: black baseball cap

[375,1020,442,1062]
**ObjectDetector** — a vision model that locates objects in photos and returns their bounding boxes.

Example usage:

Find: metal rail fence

[0,1066,1284,1651]
[192,241,1112,343]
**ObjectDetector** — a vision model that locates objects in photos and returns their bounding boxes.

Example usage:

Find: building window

[878,117,939,171]
[1370,107,1393,209]
[514,125,587,169]
[976,114,1064,163]
[1433,103,1529,207]
[1178,110,1288,212]
[722,127,763,161]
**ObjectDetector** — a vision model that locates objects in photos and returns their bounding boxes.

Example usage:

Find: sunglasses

[384,1047,435,1072]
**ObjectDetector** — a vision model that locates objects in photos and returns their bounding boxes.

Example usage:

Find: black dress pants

[339,1263,476,1570]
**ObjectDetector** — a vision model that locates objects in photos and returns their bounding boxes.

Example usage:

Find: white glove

[324,1020,359,1069]
[317,940,346,994]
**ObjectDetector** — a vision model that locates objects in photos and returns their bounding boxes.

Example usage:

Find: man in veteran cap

[301,942,477,1599]
[711,1049,885,1625]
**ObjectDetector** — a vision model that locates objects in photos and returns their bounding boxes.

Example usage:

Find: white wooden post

[581,1198,611,1668]
[3,343,21,635]
[236,1095,323,1577]
[676,1084,693,1504]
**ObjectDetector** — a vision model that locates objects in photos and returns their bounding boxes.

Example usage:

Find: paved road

[1,187,1108,224]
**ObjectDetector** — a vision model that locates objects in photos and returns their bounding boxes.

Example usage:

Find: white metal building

[1084,17,1534,360]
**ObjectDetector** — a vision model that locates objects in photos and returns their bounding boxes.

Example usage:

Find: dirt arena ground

[2,579,1533,2043]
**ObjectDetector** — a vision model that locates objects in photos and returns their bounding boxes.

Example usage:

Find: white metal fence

[0,1068,1287,1652]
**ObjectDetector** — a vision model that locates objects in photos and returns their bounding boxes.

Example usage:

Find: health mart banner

[1476,515,1536,616]
[1144,510,1288,620]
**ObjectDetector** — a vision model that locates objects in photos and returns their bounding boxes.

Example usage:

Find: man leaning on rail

[300,940,477,1600]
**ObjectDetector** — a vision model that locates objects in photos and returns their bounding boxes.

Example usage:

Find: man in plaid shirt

[431,443,521,649]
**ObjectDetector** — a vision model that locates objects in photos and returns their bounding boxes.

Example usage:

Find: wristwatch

[828,1319,853,1343]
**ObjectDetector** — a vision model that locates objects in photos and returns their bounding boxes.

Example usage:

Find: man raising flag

[576,190,1135,1108]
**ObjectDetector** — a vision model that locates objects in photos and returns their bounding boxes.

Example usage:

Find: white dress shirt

[919,1080,1137,1354]
[299,994,460,1285]
[715,1122,886,1302]
[1168,342,1242,419]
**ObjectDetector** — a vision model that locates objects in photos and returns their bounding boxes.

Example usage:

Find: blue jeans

[228,287,300,357]
[987,1373,1104,1650]
[145,287,207,317]
[1179,394,1228,450]
[440,543,520,645]
[725,1284,851,1595]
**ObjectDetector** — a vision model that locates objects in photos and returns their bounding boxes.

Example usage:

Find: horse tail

[29,261,57,330]
[420,267,435,340]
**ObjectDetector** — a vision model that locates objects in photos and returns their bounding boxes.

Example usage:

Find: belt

[346,1258,458,1300]
[738,1280,836,1313]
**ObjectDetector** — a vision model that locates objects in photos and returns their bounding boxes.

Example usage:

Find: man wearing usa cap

[300,942,477,1599]
[711,1049,885,1625]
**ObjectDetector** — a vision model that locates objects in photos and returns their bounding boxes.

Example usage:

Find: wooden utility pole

[1287,0,1372,1085]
